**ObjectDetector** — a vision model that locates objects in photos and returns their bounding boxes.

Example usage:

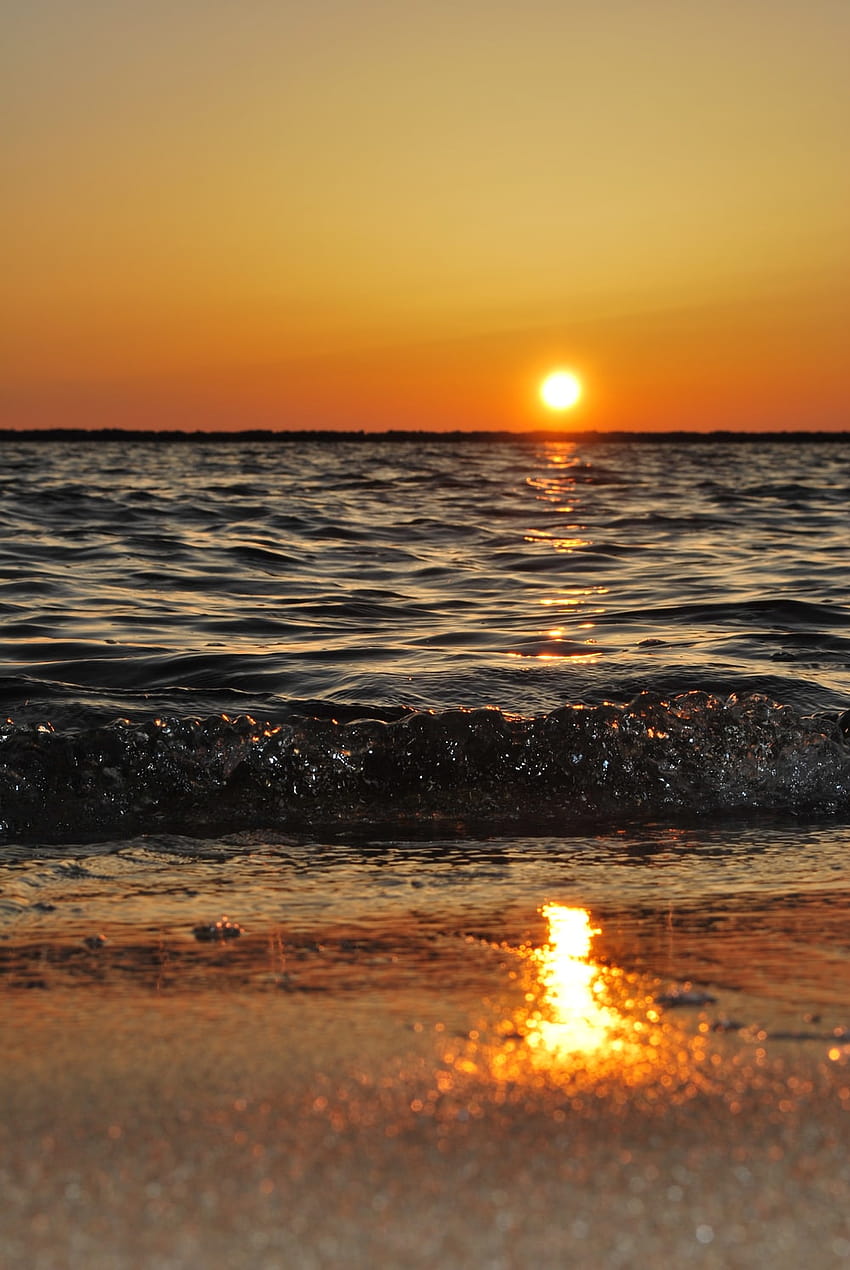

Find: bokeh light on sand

[447,904,716,1105]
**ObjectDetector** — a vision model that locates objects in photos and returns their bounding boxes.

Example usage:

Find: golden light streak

[446,904,717,1102]
[525,905,615,1057]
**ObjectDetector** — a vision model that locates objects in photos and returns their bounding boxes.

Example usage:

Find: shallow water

[4,817,850,1036]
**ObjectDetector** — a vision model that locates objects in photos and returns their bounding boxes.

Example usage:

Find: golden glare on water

[540,369,582,411]
[451,903,714,1099]
[525,905,615,1057]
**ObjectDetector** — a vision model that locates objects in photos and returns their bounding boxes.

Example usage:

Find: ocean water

[2,434,850,1028]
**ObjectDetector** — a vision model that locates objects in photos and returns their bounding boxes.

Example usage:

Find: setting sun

[540,370,582,412]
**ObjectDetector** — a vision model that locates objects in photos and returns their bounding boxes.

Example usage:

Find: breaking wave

[2,692,849,843]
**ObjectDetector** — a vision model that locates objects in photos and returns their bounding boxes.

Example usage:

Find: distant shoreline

[0,427,848,444]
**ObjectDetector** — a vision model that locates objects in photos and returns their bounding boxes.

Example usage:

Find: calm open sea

[2,435,850,1013]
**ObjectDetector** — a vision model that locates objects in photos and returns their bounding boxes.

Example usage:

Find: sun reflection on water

[525,905,615,1058]
[457,902,706,1096]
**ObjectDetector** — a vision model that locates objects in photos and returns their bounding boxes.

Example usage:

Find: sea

[2,433,850,1022]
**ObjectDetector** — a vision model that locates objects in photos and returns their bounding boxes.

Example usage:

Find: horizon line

[0,426,848,444]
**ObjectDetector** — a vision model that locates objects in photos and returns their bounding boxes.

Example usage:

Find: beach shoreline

[4,906,850,1269]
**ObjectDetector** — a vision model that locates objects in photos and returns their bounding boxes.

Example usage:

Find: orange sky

[4,2,849,432]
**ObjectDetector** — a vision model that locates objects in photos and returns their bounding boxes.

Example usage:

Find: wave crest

[1,692,848,842]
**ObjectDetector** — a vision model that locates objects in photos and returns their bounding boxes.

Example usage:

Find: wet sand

[3,904,850,1268]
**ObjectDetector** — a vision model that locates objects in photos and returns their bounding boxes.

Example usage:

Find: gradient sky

[5,0,849,431]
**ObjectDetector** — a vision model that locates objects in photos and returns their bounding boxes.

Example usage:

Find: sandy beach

[4,895,850,1270]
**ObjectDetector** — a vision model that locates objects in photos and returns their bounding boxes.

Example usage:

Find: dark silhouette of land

[0,428,848,444]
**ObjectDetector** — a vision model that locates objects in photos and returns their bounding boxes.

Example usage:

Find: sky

[4,0,849,432]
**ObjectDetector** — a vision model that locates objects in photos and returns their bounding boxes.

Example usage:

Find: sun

[540,369,582,412]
